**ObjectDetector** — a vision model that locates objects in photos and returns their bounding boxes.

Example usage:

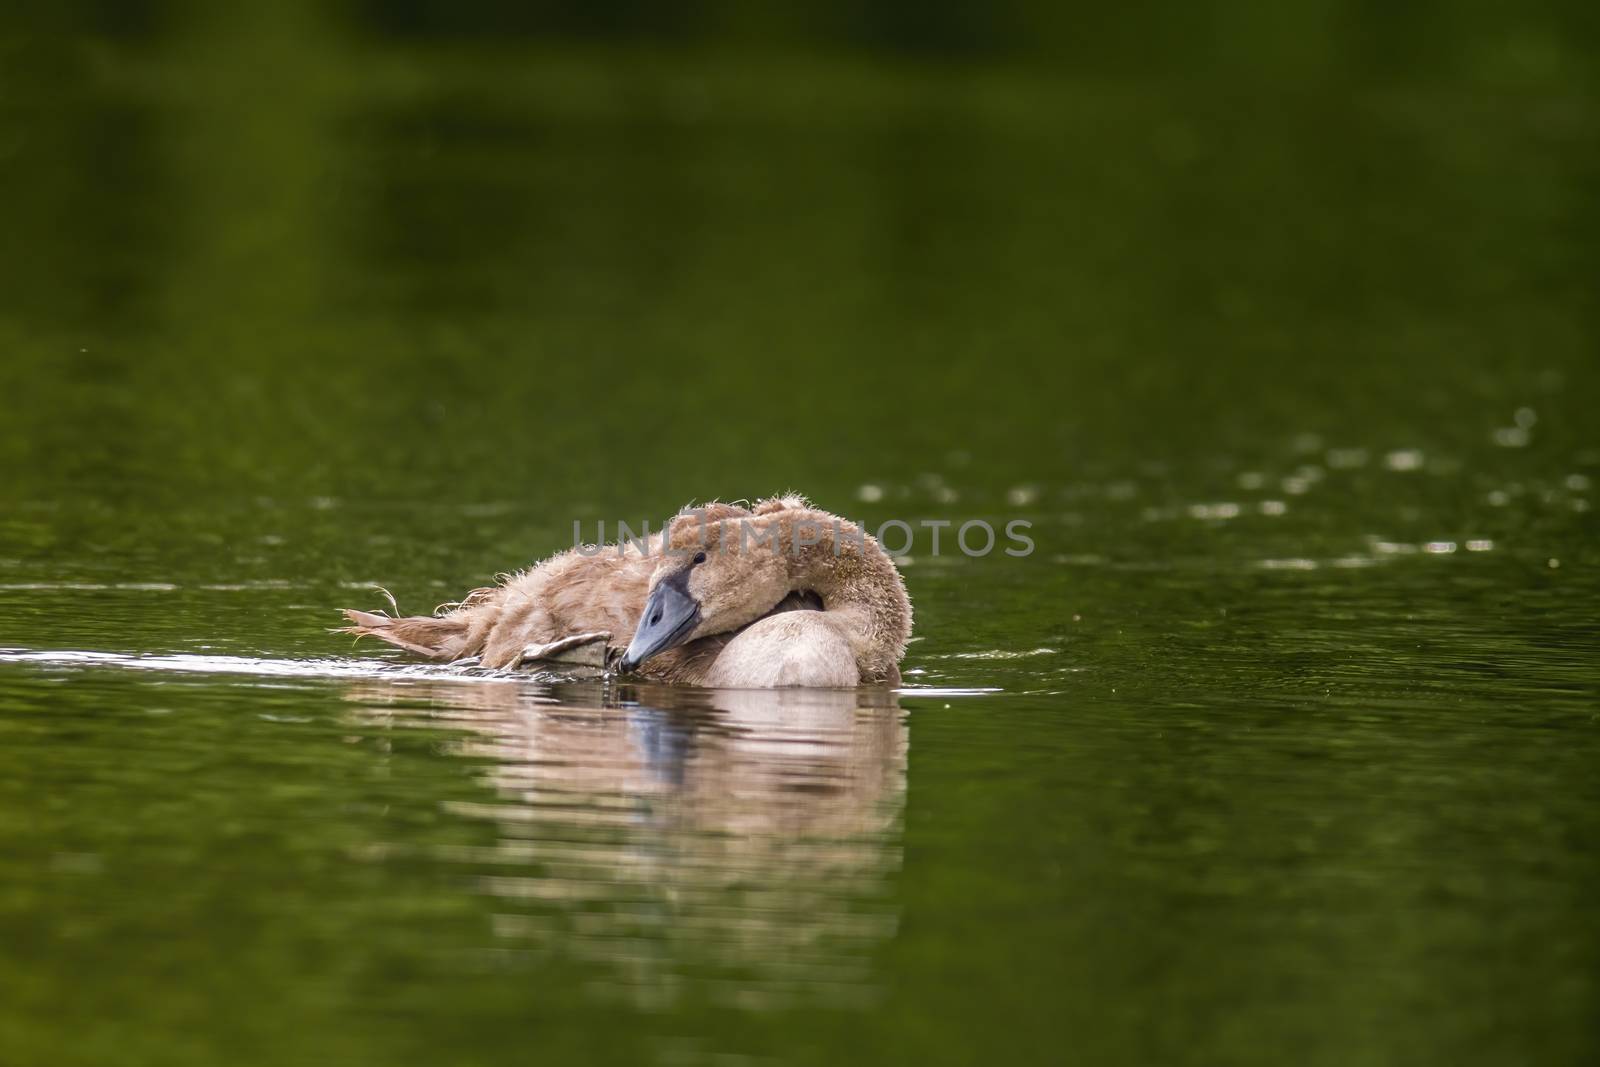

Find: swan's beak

[620,575,700,673]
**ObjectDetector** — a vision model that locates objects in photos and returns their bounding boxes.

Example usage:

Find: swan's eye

[692,551,707,565]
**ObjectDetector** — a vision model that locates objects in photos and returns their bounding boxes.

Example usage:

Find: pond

[1,11,1597,1067]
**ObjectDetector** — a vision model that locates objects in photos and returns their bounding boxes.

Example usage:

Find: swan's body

[702,613,859,687]
[339,495,912,687]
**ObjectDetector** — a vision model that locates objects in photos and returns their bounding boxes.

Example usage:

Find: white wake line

[0,648,1000,695]
[0,649,518,684]
[897,686,1003,696]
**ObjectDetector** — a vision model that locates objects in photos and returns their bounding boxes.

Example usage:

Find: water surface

[1,9,1598,1066]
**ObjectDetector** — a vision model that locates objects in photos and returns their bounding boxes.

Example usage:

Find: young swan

[619,499,912,687]
[339,495,912,687]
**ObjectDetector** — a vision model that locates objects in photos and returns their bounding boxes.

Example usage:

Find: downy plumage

[339,494,912,687]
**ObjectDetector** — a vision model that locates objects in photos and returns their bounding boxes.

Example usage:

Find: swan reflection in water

[343,678,908,1009]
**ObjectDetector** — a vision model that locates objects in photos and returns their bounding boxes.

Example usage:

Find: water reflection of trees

[346,679,907,1009]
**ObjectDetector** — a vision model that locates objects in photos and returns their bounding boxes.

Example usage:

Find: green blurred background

[3,0,1596,513]
[1,3,1598,1066]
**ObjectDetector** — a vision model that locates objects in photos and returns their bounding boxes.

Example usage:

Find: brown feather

[337,494,912,685]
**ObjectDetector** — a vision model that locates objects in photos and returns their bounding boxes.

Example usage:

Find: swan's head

[620,513,790,673]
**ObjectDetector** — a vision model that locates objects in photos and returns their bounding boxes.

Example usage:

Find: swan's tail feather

[338,608,472,660]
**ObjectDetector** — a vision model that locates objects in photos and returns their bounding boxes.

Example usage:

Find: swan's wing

[517,631,611,670]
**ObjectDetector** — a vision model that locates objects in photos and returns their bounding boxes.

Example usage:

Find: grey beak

[620,573,700,673]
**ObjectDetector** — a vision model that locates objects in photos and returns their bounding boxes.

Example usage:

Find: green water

[3,7,1599,1065]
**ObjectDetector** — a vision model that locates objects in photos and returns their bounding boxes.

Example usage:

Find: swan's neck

[770,512,910,680]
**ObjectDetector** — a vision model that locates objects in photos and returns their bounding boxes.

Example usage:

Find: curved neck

[765,511,911,679]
